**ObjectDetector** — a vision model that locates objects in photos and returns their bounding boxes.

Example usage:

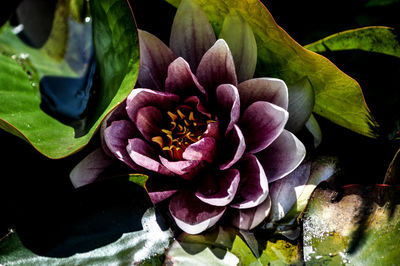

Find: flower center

[151,105,213,160]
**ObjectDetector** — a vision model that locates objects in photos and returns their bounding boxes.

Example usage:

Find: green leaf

[0,208,172,265]
[129,173,149,188]
[303,185,400,265]
[366,0,400,7]
[258,240,302,266]
[383,147,400,186]
[165,227,240,265]
[0,0,139,158]
[165,226,302,265]
[166,0,378,138]
[305,26,400,58]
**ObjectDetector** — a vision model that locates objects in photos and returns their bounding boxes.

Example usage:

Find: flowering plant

[0,0,399,264]
[71,0,306,234]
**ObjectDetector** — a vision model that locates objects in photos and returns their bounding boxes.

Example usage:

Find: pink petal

[169,190,226,234]
[159,156,201,179]
[184,96,212,119]
[182,137,217,163]
[169,0,216,72]
[126,138,174,176]
[219,124,246,170]
[135,106,163,141]
[146,175,181,204]
[138,30,176,90]
[100,102,129,157]
[269,160,311,221]
[230,154,269,209]
[216,84,240,135]
[203,120,220,139]
[229,196,271,230]
[165,57,206,96]
[256,130,306,183]
[239,101,288,154]
[70,148,115,188]
[237,78,289,111]
[104,120,144,171]
[126,88,179,124]
[196,39,238,94]
[195,168,240,206]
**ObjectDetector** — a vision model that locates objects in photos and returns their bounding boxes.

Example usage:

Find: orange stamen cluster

[151,105,213,160]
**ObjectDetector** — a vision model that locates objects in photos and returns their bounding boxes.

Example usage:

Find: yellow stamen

[177,109,185,119]
[162,129,172,135]
[151,136,164,148]
[184,120,190,126]
[167,111,178,121]
[170,121,177,130]
[189,112,194,121]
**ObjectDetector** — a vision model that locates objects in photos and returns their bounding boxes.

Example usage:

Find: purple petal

[219,11,257,82]
[100,102,129,157]
[216,84,240,134]
[146,175,181,204]
[269,160,311,222]
[256,129,306,183]
[219,124,246,170]
[104,120,144,171]
[126,138,174,176]
[195,168,240,206]
[138,30,177,90]
[286,78,315,133]
[239,101,288,154]
[165,57,206,96]
[182,137,217,163]
[159,156,201,179]
[203,120,220,139]
[237,78,289,112]
[135,106,163,141]
[169,190,226,234]
[229,196,271,230]
[149,190,178,205]
[70,148,115,188]
[169,0,216,72]
[196,39,238,94]
[184,96,212,119]
[126,88,179,124]
[230,154,269,209]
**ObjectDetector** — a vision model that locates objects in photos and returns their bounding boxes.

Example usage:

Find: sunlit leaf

[166,0,378,138]
[0,208,172,265]
[305,26,400,58]
[383,147,400,186]
[165,226,302,265]
[303,185,400,265]
[366,0,400,7]
[0,0,139,158]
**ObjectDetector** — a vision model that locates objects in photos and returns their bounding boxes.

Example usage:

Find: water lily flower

[70,0,306,234]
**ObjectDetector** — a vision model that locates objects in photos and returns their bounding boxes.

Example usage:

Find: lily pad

[0,0,139,158]
[165,226,302,265]
[0,208,172,265]
[303,185,400,265]
[166,0,378,138]
[305,26,400,58]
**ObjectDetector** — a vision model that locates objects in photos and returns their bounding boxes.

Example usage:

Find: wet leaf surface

[303,185,400,265]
